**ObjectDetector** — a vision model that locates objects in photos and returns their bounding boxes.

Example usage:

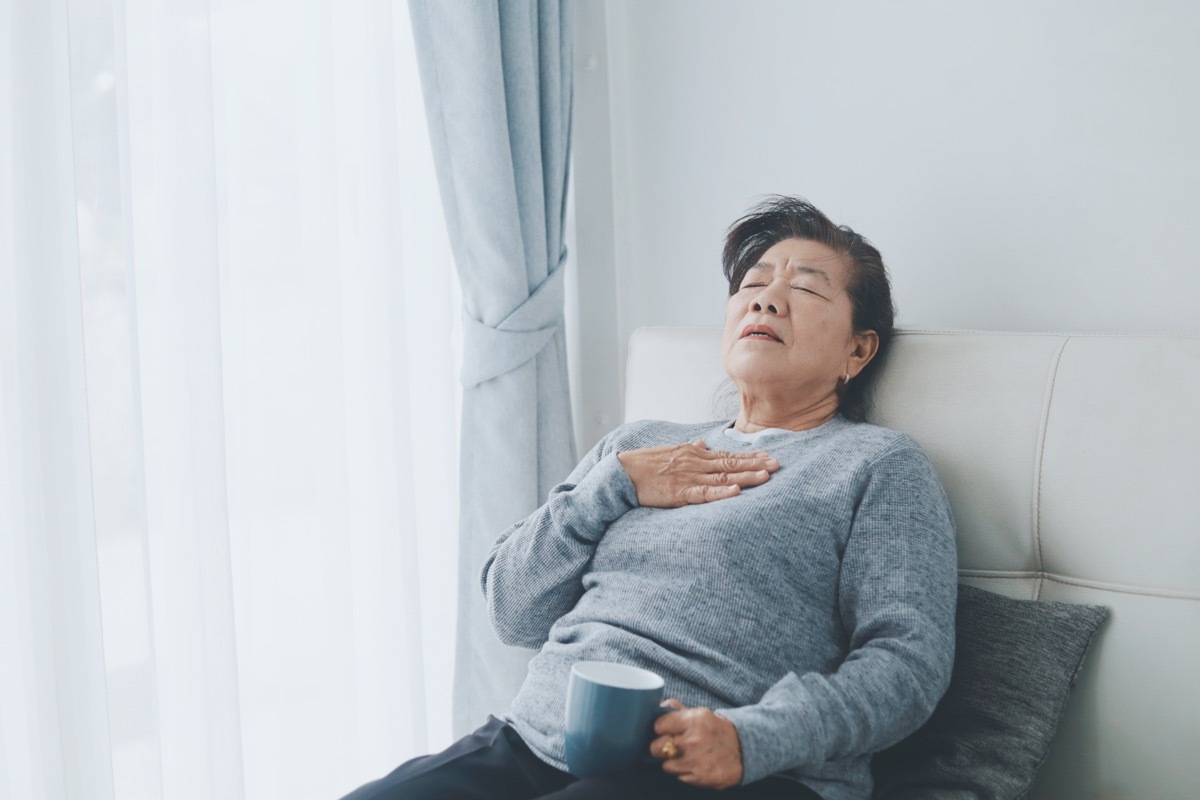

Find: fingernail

[766,458,780,468]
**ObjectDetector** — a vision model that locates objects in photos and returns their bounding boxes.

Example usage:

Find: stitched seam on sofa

[635,327,1200,338]
[959,571,1200,601]
[1040,573,1200,601]
[895,329,1072,338]
[1031,336,1069,601]
[895,329,1200,339]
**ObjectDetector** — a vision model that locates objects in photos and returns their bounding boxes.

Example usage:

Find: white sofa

[624,327,1200,799]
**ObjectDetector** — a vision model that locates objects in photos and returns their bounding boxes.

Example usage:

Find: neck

[734,390,840,433]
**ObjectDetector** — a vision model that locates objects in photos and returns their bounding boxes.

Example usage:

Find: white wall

[569,0,1200,451]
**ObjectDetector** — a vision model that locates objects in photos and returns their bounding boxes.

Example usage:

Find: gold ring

[662,738,678,759]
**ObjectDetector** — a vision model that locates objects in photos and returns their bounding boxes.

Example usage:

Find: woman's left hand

[650,699,744,789]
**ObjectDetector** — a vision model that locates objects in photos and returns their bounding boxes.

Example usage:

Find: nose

[749,282,787,315]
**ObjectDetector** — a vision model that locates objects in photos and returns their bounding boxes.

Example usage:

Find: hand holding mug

[617,440,780,508]
[651,699,745,790]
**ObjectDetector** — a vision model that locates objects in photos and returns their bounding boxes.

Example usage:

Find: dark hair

[722,195,895,422]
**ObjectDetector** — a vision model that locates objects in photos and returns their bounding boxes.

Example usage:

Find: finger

[690,439,708,450]
[653,711,689,736]
[726,452,784,471]
[681,483,739,505]
[720,454,753,473]
[660,698,685,710]
[649,736,675,760]
[701,469,771,488]
[700,449,780,471]
[695,447,748,462]
[661,758,690,777]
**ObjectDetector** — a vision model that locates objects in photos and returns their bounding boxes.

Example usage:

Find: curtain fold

[2,1,462,796]
[407,0,577,735]
[1,3,114,797]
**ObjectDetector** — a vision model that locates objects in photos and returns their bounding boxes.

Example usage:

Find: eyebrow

[748,262,833,286]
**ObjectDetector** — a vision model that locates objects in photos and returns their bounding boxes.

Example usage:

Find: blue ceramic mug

[564,661,668,777]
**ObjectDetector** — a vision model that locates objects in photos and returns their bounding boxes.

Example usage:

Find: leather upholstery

[624,327,1200,799]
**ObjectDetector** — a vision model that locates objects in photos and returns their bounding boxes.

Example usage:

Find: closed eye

[793,286,827,299]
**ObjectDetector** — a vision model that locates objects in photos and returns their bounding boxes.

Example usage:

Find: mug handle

[638,705,677,767]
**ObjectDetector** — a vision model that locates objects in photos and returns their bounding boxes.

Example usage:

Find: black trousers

[342,717,821,800]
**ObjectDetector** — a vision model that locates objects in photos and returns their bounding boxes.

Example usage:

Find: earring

[842,373,850,384]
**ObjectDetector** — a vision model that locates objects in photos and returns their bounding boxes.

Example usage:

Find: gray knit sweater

[482,416,957,800]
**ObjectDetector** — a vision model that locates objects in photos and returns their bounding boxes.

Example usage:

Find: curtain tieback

[460,255,567,387]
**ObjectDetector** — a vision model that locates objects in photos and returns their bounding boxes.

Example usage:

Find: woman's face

[722,237,873,403]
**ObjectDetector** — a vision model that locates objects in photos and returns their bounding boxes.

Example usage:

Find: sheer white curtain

[1,0,459,798]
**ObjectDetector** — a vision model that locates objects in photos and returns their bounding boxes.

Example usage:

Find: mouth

[740,324,783,343]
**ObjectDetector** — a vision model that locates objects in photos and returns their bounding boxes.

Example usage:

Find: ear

[846,330,879,379]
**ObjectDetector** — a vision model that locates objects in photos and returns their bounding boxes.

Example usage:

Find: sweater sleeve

[718,446,958,784]
[480,430,640,649]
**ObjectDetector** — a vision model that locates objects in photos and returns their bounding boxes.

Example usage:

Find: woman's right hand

[616,440,780,508]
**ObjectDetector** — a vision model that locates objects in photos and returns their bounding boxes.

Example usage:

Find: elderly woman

[345,197,957,800]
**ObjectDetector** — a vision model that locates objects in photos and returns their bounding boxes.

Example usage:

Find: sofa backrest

[624,327,1200,799]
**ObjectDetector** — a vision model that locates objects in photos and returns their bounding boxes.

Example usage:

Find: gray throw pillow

[871,584,1109,800]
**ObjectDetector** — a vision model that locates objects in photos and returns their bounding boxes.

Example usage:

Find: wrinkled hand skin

[616,440,779,509]
[649,699,745,790]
